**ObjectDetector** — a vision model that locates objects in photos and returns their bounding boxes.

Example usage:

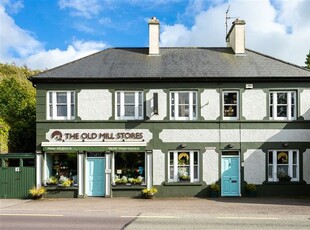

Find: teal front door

[221,155,240,196]
[87,158,105,196]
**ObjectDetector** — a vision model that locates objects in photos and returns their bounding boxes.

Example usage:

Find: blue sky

[1,0,310,70]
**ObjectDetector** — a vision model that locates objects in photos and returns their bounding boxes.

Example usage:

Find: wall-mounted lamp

[228,144,234,148]
[181,143,186,148]
[283,143,289,147]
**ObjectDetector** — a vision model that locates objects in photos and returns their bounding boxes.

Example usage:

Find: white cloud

[0,0,23,13]
[0,4,107,70]
[58,0,102,19]
[160,0,310,66]
[24,40,107,70]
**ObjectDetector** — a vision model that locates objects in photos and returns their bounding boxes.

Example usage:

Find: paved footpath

[1,197,310,215]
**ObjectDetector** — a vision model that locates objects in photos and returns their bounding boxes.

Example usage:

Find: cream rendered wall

[303,149,310,184]
[244,149,265,184]
[78,90,112,120]
[203,149,219,184]
[201,89,220,120]
[146,90,167,120]
[152,149,165,185]
[242,89,266,120]
[300,90,310,120]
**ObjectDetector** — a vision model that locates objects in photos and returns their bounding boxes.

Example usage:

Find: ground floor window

[113,152,145,185]
[168,150,199,183]
[45,153,77,186]
[268,150,299,182]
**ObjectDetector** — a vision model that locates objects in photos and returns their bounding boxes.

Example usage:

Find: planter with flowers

[245,183,257,197]
[141,187,158,199]
[209,183,220,198]
[29,186,46,199]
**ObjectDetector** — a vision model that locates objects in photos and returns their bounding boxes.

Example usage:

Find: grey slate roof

[30,47,310,81]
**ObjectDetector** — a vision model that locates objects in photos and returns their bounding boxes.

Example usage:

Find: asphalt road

[1,197,310,229]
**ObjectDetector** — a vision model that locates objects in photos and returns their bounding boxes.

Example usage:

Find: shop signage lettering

[51,130,143,141]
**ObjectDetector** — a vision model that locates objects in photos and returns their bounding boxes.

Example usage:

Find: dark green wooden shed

[0,153,36,199]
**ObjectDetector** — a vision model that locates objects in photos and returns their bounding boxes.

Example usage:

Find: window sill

[163,182,203,186]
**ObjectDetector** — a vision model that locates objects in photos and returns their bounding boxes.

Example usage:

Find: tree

[0,63,40,152]
[305,50,310,69]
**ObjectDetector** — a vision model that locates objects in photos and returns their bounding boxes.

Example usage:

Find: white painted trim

[78,153,84,196]
[36,154,42,187]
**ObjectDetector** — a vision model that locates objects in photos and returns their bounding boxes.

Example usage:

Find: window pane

[224,105,237,117]
[277,151,288,164]
[268,152,273,164]
[277,93,287,104]
[291,93,295,104]
[277,106,287,117]
[117,92,120,105]
[178,166,190,178]
[270,106,273,117]
[170,166,174,180]
[293,165,297,178]
[194,166,198,179]
[49,105,53,117]
[49,92,53,104]
[293,151,298,164]
[169,152,174,165]
[277,165,288,178]
[71,105,75,116]
[57,92,67,103]
[138,105,143,117]
[179,105,189,117]
[124,92,135,104]
[179,92,189,104]
[194,152,198,164]
[71,92,74,103]
[117,105,120,117]
[291,105,295,118]
[57,105,67,116]
[268,165,273,178]
[124,105,135,116]
[270,93,273,104]
[178,152,189,165]
[224,92,237,104]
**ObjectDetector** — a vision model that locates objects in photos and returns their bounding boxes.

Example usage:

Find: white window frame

[168,150,199,183]
[115,91,143,120]
[269,91,296,120]
[170,91,197,120]
[223,91,239,120]
[47,91,75,120]
[268,150,299,182]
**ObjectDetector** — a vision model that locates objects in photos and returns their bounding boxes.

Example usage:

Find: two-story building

[29,17,310,198]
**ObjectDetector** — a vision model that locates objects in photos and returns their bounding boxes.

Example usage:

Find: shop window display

[45,153,77,186]
[113,152,145,185]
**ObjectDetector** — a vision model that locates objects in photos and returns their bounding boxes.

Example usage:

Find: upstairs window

[170,91,197,120]
[116,91,143,120]
[223,91,239,120]
[270,91,296,120]
[47,91,75,120]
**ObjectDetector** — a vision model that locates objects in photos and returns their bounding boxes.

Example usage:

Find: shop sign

[46,129,147,142]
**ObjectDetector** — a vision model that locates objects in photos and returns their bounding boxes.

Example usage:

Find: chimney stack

[148,17,160,55]
[226,19,246,55]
